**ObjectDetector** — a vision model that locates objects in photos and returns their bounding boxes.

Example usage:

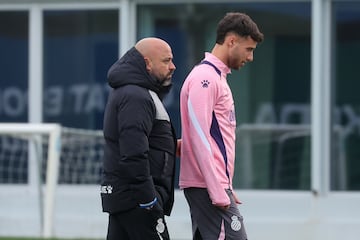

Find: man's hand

[232,192,242,204]
[214,203,230,210]
[176,139,181,157]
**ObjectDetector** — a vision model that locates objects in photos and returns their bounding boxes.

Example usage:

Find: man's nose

[247,52,254,62]
[170,61,176,70]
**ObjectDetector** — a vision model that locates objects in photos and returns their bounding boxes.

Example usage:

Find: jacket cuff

[139,197,157,208]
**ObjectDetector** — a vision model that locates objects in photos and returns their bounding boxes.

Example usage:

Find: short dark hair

[216,12,264,44]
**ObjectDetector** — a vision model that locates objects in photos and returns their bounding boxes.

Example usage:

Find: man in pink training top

[179,12,264,240]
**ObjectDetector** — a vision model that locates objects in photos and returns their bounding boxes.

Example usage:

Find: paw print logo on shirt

[201,80,210,88]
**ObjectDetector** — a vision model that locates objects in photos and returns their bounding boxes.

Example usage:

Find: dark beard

[158,82,173,100]
[156,74,172,86]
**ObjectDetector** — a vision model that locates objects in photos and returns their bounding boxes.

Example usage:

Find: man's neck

[211,44,228,67]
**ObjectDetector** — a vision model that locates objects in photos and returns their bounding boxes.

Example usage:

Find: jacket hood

[107,47,169,95]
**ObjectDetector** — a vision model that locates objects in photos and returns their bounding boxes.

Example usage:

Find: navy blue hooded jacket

[101,47,176,216]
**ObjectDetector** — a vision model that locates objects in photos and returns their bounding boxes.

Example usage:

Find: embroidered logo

[230,215,241,231]
[156,217,165,240]
[229,110,236,122]
[201,80,210,88]
[156,218,165,233]
[100,185,113,194]
[228,110,236,127]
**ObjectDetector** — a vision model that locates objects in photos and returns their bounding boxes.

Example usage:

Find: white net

[0,133,45,184]
[0,124,104,237]
[234,124,346,190]
[59,127,103,184]
[0,127,104,185]
[235,124,311,189]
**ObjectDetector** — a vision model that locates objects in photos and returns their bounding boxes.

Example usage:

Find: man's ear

[225,33,238,48]
[228,36,236,47]
[144,57,152,72]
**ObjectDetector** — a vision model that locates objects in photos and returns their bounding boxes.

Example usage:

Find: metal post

[311,0,332,197]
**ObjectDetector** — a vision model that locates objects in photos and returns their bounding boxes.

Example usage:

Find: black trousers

[106,206,170,240]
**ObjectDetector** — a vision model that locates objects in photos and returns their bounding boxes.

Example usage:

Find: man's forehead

[158,48,173,59]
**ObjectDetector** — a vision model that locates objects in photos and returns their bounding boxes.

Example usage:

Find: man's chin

[162,79,172,87]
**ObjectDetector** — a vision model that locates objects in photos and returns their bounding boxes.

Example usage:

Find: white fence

[0,123,360,239]
[1,187,360,240]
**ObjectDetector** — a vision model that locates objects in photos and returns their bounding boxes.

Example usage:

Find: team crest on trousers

[230,215,241,231]
[156,218,165,233]
[156,218,165,240]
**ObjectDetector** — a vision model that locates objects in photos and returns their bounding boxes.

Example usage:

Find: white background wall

[1,186,360,240]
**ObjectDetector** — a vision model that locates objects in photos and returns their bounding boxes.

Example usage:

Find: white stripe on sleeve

[187,97,212,153]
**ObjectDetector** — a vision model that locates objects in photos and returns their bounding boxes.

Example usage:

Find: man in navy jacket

[101,37,177,240]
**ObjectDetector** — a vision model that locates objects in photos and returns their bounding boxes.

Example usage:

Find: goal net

[0,123,104,238]
[234,124,346,190]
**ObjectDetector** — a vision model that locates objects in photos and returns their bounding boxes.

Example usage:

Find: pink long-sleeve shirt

[179,52,237,206]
